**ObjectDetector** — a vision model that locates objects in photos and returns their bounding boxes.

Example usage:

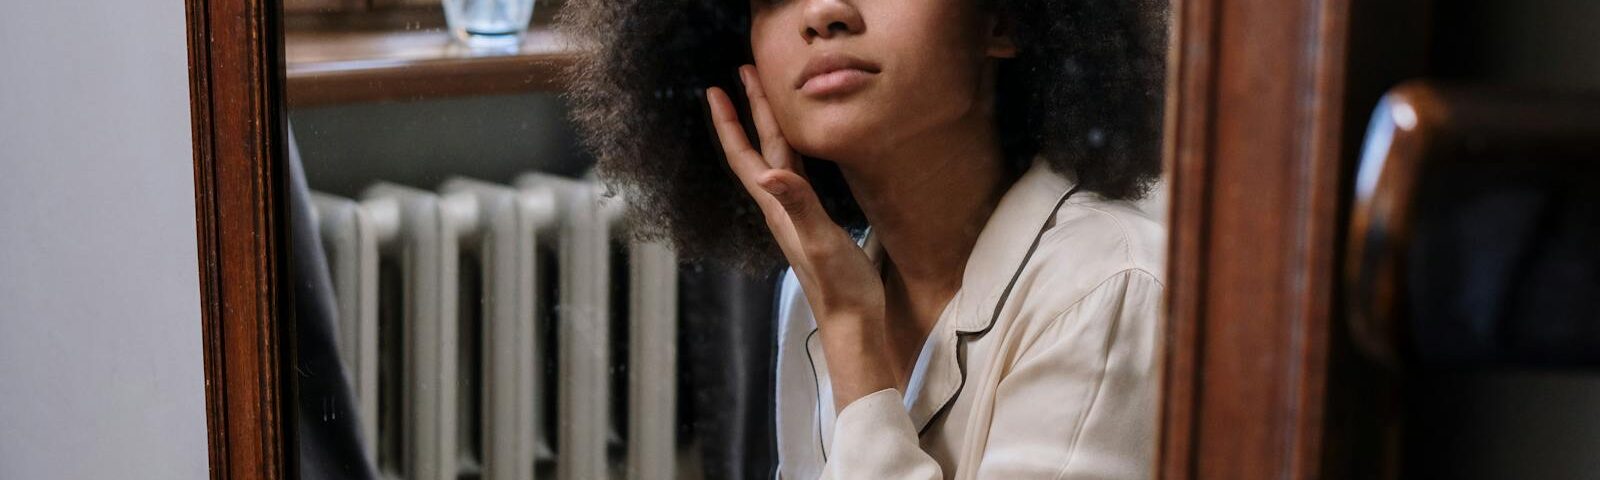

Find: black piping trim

[804,327,827,461]
[917,185,1080,437]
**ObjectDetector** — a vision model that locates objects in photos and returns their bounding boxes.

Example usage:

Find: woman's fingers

[709,75,856,291]
[706,86,773,196]
[757,171,820,229]
[757,169,854,262]
[738,65,798,172]
[761,168,883,319]
[707,86,800,241]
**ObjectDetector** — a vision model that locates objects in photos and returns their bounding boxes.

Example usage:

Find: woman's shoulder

[1012,193,1167,316]
[1053,193,1165,275]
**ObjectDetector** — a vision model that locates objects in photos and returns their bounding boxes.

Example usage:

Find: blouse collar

[851,157,1081,433]
[859,157,1079,332]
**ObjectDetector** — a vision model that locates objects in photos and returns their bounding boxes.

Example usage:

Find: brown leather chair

[1347,81,1600,368]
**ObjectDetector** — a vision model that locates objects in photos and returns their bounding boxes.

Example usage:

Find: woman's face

[747,0,1015,165]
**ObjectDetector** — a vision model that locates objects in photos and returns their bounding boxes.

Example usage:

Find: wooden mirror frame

[1160,0,1350,477]
[189,0,291,477]
[186,0,1377,478]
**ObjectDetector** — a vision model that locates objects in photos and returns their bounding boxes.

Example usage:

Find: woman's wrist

[816,312,898,411]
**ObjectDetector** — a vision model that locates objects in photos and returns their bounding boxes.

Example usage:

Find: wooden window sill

[286,16,574,107]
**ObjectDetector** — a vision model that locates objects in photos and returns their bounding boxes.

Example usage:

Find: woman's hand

[706,65,897,410]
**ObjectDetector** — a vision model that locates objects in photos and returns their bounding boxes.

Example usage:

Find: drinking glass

[442,0,536,49]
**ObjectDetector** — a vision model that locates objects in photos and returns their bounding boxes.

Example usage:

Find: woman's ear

[985,13,1018,59]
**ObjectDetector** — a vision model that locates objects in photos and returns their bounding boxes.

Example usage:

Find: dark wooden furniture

[1340,81,1600,479]
[1346,81,1600,365]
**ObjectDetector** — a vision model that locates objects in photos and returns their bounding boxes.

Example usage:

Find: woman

[562,0,1168,477]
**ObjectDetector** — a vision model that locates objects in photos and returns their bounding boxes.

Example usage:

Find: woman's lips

[794,53,881,98]
[798,68,876,97]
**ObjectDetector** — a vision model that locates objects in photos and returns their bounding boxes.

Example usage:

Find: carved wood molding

[187,0,291,477]
[1160,0,1352,478]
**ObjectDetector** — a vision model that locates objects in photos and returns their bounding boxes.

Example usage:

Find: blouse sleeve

[819,269,1163,479]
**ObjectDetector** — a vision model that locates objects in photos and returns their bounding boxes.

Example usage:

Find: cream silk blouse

[774,159,1166,479]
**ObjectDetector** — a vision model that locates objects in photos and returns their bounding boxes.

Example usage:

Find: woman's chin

[788,119,884,163]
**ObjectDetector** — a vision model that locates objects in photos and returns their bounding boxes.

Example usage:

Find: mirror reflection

[283,0,1172,478]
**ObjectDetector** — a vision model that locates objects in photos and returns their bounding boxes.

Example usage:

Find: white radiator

[312,173,679,480]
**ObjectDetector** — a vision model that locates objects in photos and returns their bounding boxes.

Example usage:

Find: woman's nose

[801,0,864,43]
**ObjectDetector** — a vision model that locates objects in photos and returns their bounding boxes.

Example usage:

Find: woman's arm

[706,65,897,411]
[824,270,1161,479]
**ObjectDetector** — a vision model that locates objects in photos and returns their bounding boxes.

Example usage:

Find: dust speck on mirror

[281,0,1172,478]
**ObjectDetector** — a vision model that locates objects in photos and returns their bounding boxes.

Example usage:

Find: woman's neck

[834,114,1014,374]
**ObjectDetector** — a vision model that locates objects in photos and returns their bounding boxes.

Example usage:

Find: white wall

[0,0,207,478]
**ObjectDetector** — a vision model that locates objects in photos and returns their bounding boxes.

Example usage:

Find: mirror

[279,0,1174,478]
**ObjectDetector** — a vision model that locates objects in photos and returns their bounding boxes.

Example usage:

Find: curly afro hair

[559,0,1168,272]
